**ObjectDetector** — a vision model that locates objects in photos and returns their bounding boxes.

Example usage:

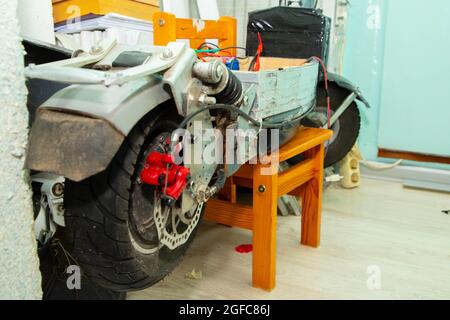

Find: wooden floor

[129,178,450,300]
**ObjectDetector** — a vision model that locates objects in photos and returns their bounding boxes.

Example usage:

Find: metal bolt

[198,93,216,106]
[57,204,65,213]
[204,96,216,105]
[162,48,173,59]
[258,185,266,193]
[52,183,64,197]
[158,18,165,26]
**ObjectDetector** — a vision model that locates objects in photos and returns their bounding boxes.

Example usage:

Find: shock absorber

[193,60,243,106]
[212,71,243,105]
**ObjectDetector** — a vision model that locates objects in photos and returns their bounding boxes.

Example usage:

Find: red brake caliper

[140,151,190,205]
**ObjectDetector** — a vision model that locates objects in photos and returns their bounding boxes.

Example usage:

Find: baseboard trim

[378,149,450,165]
[360,164,450,193]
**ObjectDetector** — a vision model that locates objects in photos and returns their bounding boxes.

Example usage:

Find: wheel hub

[131,132,203,251]
[153,196,203,250]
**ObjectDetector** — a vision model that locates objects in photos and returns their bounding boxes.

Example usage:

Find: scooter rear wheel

[62,104,204,292]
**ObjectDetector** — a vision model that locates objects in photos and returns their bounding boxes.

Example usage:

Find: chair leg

[252,163,278,291]
[300,144,324,248]
[218,177,236,203]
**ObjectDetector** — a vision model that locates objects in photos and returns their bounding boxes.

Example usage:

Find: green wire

[195,49,220,53]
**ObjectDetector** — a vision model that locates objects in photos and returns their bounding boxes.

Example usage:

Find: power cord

[308,56,331,128]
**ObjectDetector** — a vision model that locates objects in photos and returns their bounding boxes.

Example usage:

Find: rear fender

[40,76,171,136]
[325,72,371,109]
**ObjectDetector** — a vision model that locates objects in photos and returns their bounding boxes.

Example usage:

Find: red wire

[196,44,236,62]
[254,32,264,71]
[310,56,331,129]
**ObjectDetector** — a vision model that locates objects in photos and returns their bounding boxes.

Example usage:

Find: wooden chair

[205,127,333,291]
[153,11,331,291]
[153,12,237,55]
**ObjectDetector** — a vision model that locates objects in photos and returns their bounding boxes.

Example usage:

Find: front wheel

[62,105,204,292]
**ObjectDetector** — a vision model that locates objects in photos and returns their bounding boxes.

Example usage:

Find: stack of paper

[55,13,154,34]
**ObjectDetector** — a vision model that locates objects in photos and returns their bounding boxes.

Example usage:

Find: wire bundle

[195,42,248,66]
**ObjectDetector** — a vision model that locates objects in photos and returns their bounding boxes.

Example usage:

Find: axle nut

[258,185,266,193]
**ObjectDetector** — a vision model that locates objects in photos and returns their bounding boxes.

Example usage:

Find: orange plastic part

[153,12,237,55]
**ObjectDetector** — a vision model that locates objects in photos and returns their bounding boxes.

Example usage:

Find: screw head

[258,185,266,193]
[158,18,165,26]
[52,183,64,197]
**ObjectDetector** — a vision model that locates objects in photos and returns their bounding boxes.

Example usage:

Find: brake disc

[153,195,204,250]
[145,132,205,250]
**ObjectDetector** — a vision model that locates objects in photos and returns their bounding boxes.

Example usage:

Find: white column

[196,0,220,20]
[160,0,191,18]
[0,0,42,300]
[17,0,55,44]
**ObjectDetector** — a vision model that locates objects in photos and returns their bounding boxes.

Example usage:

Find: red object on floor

[235,244,253,254]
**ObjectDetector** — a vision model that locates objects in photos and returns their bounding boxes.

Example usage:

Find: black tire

[39,241,126,300]
[301,83,361,167]
[62,103,204,292]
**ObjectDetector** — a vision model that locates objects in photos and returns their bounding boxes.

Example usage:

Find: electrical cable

[361,159,404,170]
[197,42,220,49]
[347,145,404,170]
[198,44,248,54]
[196,42,249,59]
[249,32,263,71]
[308,56,331,128]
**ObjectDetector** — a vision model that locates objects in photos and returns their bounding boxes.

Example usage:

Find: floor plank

[129,178,450,300]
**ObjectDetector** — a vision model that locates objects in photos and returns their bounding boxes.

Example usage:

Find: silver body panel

[42,77,171,136]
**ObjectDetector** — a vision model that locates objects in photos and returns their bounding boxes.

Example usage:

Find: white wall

[316,0,349,74]
[0,0,42,300]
